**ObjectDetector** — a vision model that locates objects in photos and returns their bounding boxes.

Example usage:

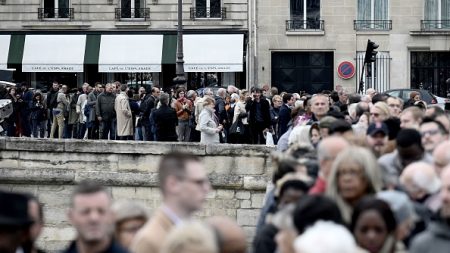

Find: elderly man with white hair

[294,221,361,253]
[400,162,442,213]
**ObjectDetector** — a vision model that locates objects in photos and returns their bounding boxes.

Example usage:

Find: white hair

[288,125,313,148]
[348,103,358,119]
[294,221,358,253]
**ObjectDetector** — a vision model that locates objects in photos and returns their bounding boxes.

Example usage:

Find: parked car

[384,89,448,109]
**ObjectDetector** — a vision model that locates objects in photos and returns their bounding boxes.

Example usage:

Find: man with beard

[63,181,127,253]
[366,122,390,158]
[410,165,450,253]
[420,118,449,154]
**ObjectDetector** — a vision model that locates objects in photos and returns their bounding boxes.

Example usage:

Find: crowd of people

[2,82,450,253]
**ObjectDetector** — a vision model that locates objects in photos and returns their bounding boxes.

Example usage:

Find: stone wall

[0,137,273,252]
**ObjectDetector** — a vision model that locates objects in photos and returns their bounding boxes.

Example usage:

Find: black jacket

[62,240,128,253]
[140,94,157,119]
[277,104,291,137]
[46,89,59,109]
[153,104,178,142]
[96,92,116,121]
[247,98,271,129]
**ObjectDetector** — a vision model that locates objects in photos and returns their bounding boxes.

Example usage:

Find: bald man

[433,141,450,175]
[309,136,349,194]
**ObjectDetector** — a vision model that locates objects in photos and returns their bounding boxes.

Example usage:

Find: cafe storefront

[1,32,247,92]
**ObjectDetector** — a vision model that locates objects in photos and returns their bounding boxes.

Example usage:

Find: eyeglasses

[421,129,440,137]
[388,104,401,108]
[370,113,380,117]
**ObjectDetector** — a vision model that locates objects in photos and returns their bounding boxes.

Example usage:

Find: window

[355,0,391,30]
[41,0,71,19]
[289,0,321,30]
[356,52,391,93]
[120,0,147,19]
[423,0,450,29]
[193,0,223,19]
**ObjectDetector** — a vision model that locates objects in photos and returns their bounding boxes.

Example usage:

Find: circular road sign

[337,61,355,80]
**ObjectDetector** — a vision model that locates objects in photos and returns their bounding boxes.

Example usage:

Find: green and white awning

[22,35,86,72]
[0,35,11,70]
[183,34,244,72]
[98,35,164,73]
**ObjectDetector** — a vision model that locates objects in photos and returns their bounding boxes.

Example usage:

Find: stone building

[0,0,249,91]
[253,0,450,95]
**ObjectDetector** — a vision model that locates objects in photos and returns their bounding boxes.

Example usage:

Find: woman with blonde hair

[161,221,218,253]
[370,102,391,124]
[230,90,250,144]
[326,146,383,224]
[199,97,223,144]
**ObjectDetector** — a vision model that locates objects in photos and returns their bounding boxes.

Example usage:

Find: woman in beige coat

[115,84,133,140]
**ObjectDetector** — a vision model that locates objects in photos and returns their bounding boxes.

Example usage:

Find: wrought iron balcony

[38,8,74,20]
[421,20,450,30]
[354,20,392,31]
[115,8,150,20]
[190,7,226,20]
[286,20,324,31]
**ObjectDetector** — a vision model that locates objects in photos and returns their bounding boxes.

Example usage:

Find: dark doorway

[411,52,450,97]
[271,51,334,94]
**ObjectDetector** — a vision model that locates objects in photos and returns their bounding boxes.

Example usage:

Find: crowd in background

[2,81,450,253]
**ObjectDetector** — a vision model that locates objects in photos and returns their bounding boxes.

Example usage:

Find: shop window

[423,0,450,30]
[192,0,223,19]
[355,0,391,30]
[40,0,72,19]
[118,0,149,20]
[289,0,321,30]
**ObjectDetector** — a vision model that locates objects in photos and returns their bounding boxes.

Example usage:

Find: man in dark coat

[97,83,116,140]
[247,88,271,144]
[140,86,160,141]
[152,93,178,142]
[46,81,59,137]
[278,93,295,138]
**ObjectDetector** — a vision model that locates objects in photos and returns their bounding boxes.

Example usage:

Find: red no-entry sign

[337,61,355,80]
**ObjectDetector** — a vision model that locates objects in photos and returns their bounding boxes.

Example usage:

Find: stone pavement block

[6,138,65,152]
[234,156,265,175]
[205,144,273,156]
[251,193,266,208]
[117,154,160,172]
[203,156,234,174]
[243,176,268,190]
[0,168,75,184]
[0,159,19,168]
[171,142,206,155]
[237,209,260,226]
[0,150,18,159]
[240,199,251,208]
[236,191,251,200]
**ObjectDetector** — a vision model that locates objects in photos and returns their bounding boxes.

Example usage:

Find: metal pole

[173,0,186,87]
[358,62,365,94]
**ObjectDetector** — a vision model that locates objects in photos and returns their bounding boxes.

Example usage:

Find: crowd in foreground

[2,82,450,253]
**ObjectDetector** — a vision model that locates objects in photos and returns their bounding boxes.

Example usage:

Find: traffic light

[364,39,379,64]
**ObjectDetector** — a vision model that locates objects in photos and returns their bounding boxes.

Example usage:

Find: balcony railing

[354,20,392,31]
[190,7,226,20]
[286,20,324,31]
[115,8,150,21]
[421,20,450,30]
[38,8,74,20]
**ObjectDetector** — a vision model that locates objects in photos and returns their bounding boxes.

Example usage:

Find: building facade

[253,0,450,96]
[0,0,249,91]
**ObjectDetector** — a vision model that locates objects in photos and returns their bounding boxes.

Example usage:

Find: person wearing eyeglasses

[370,102,391,124]
[131,153,210,253]
[420,118,449,154]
